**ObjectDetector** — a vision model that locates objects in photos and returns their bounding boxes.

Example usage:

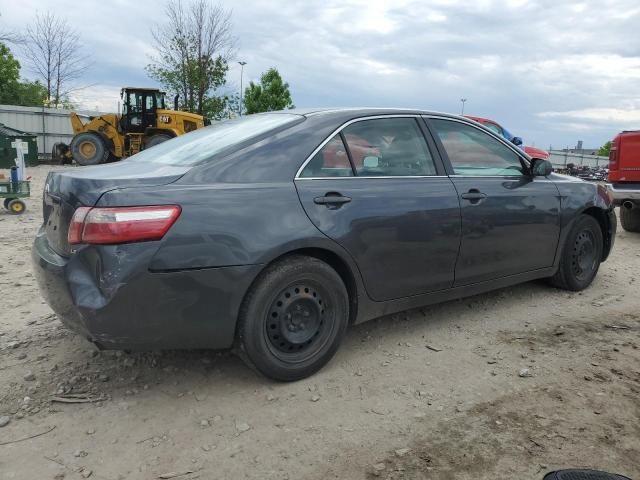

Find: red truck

[607,130,640,232]
[465,116,550,161]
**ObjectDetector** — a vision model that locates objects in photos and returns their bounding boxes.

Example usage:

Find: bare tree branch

[0,12,24,44]
[22,11,91,106]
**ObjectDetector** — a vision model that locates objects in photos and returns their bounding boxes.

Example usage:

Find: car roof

[274,107,467,123]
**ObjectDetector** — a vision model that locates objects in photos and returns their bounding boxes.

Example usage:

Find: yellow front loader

[53,87,205,166]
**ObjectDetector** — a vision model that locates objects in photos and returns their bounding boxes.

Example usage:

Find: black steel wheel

[237,256,349,381]
[549,214,603,291]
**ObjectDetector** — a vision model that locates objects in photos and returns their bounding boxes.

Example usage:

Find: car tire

[70,132,109,166]
[237,255,349,382]
[620,206,640,233]
[549,214,603,291]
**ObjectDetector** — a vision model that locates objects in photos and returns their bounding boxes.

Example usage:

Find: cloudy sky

[2,0,639,148]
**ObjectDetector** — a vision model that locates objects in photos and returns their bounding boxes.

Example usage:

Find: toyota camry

[32,108,616,381]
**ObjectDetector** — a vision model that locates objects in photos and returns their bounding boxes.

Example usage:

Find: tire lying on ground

[620,206,640,233]
[549,214,603,291]
[237,255,349,382]
[70,132,109,166]
[145,134,172,149]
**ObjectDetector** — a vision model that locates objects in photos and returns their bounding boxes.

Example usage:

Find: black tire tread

[549,214,603,291]
[70,132,109,166]
[620,207,640,233]
[236,255,348,381]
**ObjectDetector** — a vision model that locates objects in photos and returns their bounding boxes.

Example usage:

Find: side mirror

[363,156,379,168]
[511,136,523,146]
[531,158,553,177]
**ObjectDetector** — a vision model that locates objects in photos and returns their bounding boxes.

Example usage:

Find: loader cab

[120,88,166,134]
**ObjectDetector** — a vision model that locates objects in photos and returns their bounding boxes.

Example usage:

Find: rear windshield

[128,113,302,166]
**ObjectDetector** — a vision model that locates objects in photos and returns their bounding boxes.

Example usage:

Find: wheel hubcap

[571,229,596,280]
[79,141,96,158]
[266,285,326,354]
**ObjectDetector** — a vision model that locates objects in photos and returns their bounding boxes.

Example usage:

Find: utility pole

[460,98,467,115]
[238,61,247,117]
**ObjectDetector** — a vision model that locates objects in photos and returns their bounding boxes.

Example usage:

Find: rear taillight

[68,205,181,245]
[609,139,619,171]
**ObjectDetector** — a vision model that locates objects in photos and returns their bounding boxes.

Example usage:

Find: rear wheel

[620,206,640,233]
[7,199,26,215]
[145,134,172,149]
[70,132,109,166]
[237,256,349,381]
[549,215,603,291]
[3,198,11,209]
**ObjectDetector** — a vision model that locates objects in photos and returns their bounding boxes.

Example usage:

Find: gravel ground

[0,165,639,480]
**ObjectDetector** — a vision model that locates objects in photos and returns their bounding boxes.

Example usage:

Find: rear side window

[129,113,302,166]
[342,118,436,176]
[300,134,354,177]
[430,119,525,176]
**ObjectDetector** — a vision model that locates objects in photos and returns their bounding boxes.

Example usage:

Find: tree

[22,11,89,106]
[147,0,235,118]
[0,13,23,44]
[0,42,47,106]
[243,68,294,114]
[598,141,612,157]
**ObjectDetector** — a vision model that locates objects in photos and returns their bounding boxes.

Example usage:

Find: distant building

[561,147,600,156]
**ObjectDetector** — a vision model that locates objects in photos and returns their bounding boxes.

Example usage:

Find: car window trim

[295,114,442,179]
[422,115,531,177]
[339,131,357,176]
[296,175,450,180]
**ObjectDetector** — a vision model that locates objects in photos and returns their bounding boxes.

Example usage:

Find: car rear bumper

[32,229,261,351]
[606,183,640,205]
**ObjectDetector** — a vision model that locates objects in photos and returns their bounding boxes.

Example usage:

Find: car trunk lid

[43,162,189,256]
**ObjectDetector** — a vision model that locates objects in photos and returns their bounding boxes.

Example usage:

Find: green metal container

[0,123,39,169]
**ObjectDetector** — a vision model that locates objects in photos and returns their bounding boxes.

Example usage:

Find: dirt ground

[0,165,639,480]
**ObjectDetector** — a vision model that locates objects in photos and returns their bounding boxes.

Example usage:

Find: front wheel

[70,132,109,166]
[237,256,349,381]
[549,215,603,291]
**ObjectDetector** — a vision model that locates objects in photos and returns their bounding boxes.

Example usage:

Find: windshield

[128,113,302,166]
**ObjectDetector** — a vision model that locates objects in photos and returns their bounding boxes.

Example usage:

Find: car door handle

[314,193,352,206]
[460,190,487,202]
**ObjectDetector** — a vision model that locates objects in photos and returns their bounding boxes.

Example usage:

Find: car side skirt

[353,267,555,325]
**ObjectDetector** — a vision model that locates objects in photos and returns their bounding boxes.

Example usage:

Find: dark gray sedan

[33,108,616,381]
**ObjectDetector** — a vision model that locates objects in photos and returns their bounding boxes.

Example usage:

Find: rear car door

[295,116,461,302]
[426,117,561,286]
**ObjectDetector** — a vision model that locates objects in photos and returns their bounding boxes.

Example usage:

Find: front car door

[426,116,561,286]
[295,115,461,302]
